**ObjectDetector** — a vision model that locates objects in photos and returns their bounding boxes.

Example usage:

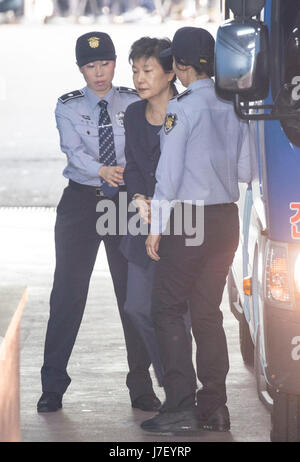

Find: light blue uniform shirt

[55,85,139,186]
[151,78,252,234]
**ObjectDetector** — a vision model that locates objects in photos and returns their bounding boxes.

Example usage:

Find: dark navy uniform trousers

[41,181,154,402]
[152,203,239,417]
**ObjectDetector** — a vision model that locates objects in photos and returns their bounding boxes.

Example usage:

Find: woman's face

[132,56,174,100]
[79,60,116,97]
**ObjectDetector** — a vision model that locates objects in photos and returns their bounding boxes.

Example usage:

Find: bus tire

[271,391,300,442]
[227,268,254,366]
[254,327,273,411]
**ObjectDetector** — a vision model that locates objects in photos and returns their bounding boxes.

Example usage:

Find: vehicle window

[272,0,300,148]
[283,0,300,84]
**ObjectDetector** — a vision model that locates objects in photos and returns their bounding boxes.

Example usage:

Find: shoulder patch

[116,86,138,95]
[58,90,84,104]
[164,113,177,134]
[177,89,192,101]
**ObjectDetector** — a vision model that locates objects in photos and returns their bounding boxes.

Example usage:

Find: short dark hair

[175,57,214,78]
[129,37,176,84]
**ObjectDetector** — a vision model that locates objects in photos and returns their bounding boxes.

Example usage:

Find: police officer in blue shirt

[37,31,161,413]
[142,27,252,434]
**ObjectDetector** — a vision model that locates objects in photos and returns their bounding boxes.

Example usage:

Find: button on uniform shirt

[150,78,253,234]
[55,85,139,186]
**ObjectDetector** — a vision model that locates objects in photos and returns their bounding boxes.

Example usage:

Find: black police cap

[160,27,215,68]
[76,31,116,67]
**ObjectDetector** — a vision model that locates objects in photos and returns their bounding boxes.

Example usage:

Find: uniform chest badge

[164,113,177,134]
[116,111,125,127]
[88,37,100,48]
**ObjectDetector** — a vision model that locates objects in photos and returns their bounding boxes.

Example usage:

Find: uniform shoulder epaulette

[176,89,192,101]
[58,90,84,104]
[116,86,138,95]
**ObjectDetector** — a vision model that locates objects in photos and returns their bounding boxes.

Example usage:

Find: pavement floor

[0,207,271,443]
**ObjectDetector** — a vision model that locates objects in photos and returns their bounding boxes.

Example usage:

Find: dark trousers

[41,183,154,402]
[152,203,239,416]
[124,261,196,389]
[124,261,164,386]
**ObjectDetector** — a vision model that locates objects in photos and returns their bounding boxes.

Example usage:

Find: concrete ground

[0,207,271,443]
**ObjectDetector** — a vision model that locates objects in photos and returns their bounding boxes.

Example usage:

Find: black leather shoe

[198,405,230,432]
[132,394,161,412]
[141,409,199,434]
[159,401,167,413]
[37,392,62,413]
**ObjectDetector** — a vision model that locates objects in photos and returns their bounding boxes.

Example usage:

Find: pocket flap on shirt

[75,124,98,137]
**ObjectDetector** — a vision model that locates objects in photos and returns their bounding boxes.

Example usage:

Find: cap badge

[164,113,177,134]
[88,37,100,48]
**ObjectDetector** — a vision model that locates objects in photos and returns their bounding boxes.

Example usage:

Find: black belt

[177,202,235,208]
[205,202,235,208]
[68,180,126,197]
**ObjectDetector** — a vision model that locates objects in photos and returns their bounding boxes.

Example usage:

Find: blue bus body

[220,0,300,441]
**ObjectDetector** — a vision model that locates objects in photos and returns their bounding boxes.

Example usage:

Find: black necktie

[98,100,118,198]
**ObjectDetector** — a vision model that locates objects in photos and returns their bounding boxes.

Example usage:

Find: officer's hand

[146,233,161,261]
[144,199,151,224]
[133,195,151,224]
[99,166,124,187]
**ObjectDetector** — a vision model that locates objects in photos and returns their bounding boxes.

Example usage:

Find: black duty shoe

[158,401,167,413]
[132,394,161,412]
[141,409,199,434]
[37,392,63,413]
[198,405,230,432]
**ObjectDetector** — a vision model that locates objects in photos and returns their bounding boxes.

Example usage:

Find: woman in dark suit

[120,37,186,403]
